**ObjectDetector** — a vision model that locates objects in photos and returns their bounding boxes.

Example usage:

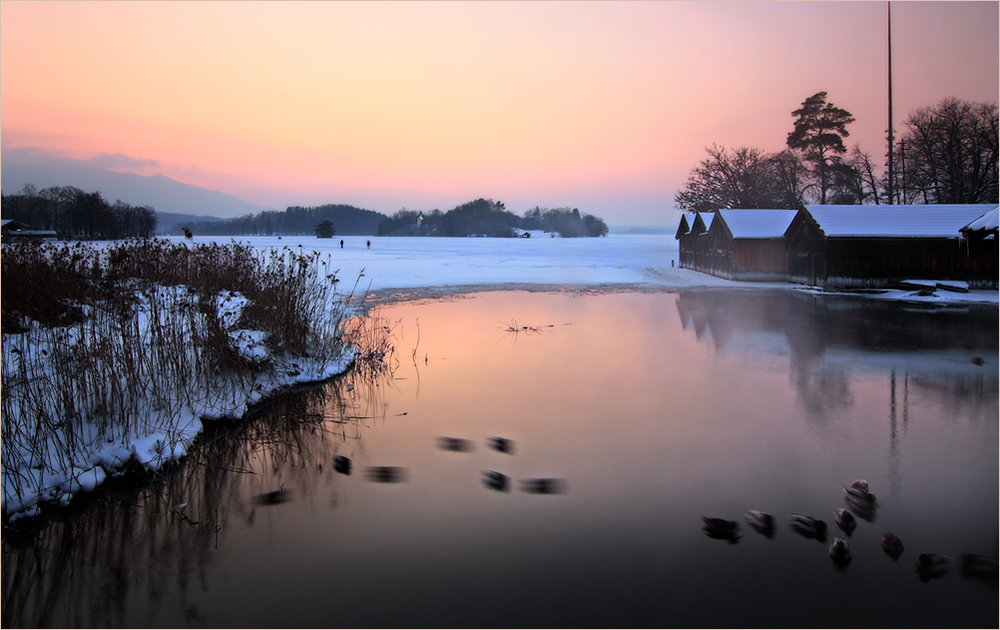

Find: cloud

[86,152,161,170]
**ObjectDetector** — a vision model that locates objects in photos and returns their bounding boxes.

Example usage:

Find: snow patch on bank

[1,285,355,521]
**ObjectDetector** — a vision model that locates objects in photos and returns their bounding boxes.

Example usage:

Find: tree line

[675,93,999,212]
[185,204,386,236]
[1,184,157,239]
[521,206,609,237]
[376,199,609,237]
[2,187,611,240]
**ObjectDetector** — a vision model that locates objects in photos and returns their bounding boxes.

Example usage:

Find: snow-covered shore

[1,280,356,521]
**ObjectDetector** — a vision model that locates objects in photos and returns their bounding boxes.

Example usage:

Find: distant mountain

[1,147,268,218]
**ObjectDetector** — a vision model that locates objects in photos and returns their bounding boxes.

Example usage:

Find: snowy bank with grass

[2,240,359,521]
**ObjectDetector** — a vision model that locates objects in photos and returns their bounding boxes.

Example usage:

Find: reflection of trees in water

[909,372,1000,420]
[1,323,398,628]
[788,359,854,420]
[675,291,997,422]
[888,370,906,497]
[676,291,855,420]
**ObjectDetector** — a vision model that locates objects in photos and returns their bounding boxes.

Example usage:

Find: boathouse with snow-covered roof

[786,204,999,289]
[675,214,693,267]
[698,209,798,281]
[675,212,719,272]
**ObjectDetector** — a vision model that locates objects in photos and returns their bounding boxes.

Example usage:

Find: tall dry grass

[1,238,363,515]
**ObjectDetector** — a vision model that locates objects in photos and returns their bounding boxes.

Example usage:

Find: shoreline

[361,271,1000,308]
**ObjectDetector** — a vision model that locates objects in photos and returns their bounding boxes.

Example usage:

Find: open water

[2,289,997,627]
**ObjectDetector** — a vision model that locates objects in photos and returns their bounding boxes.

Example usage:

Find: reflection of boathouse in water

[676,204,999,289]
[674,290,999,422]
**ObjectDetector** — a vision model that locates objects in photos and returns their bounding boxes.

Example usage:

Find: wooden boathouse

[786,204,999,289]
[959,207,999,286]
[675,204,1000,289]
[675,214,693,268]
[676,212,715,271]
[693,209,797,281]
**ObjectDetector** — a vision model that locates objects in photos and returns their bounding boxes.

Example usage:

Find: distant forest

[186,198,609,238]
[185,204,386,237]
[1,184,157,239]
[1,188,610,240]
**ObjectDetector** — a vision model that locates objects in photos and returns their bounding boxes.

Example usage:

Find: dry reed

[1,238,364,517]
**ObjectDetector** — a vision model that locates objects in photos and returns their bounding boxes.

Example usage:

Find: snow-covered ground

[191,233,999,305]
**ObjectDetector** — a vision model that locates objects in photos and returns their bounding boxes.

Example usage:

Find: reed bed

[1,238,364,519]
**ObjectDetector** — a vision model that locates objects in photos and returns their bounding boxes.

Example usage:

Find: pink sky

[1,1,997,225]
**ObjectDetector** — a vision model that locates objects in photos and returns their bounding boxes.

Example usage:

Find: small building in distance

[0,219,58,241]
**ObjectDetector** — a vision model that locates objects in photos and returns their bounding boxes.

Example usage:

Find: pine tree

[787,92,855,204]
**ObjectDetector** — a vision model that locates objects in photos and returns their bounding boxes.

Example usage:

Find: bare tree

[674,144,786,212]
[829,144,883,205]
[769,150,809,209]
[897,98,998,204]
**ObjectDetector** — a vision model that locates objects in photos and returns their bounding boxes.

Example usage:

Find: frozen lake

[175,233,692,295]
[3,287,997,627]
[177,233,1000,305]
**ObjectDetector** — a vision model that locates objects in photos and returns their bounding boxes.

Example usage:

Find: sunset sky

[2,1,997,225]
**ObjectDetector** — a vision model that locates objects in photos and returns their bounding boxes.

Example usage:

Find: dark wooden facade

[676,205,999,290]
[676,212,716,272]
[684,210,794,281]
[786,207,999,289]
[675,214,693,268]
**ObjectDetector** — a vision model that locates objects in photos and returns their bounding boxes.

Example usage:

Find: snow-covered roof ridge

[962,207,1000,232]
[717,209,798,239]
[675,214,691,236]
[805,204,999,238]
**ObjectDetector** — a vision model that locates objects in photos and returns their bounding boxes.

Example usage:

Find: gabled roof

[675,214,691,239]
[961,207,999,233]
[804,204,999,238]
[716,209,798,239]
[697,212,715,233]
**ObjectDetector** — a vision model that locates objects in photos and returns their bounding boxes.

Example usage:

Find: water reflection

[1,367,388,628]
[675,291,999,424]
[3,290,996,628]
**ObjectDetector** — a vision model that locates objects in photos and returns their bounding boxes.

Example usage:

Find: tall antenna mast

[887,1,894,204]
